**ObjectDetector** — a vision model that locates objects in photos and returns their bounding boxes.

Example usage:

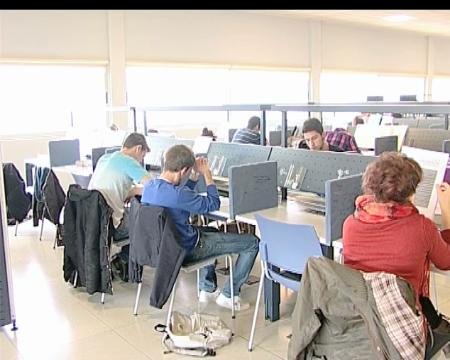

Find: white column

[425,36,434,101]
[107,10,128,130]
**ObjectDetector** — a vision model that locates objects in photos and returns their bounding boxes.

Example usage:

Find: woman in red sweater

[343,152,450,334]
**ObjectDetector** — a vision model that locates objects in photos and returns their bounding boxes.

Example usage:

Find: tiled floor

[1,219,297,360]
[4,220,450,360]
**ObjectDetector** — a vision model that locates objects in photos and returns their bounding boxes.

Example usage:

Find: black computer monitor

[374,136,398,156]
[228,128,238,142]
[400,95,417,101]
[91,146,121,171]
[269,131,282,146]
[48,139,80,167]
[367,96,384,102]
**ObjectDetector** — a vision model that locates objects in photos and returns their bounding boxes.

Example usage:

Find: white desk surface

[209,196,326,244]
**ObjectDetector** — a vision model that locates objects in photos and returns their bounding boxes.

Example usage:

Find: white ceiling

[246,10,450,37]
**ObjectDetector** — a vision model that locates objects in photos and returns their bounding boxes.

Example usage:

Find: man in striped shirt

[231,116,262,145]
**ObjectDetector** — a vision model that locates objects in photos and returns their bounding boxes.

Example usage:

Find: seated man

[298,118,344,152]
[232,116,262,145]
[88,132,153,278]
[141,144,259,311]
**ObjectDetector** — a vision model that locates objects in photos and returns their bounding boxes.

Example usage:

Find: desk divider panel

[48,139,80,167]
[268,147,376,196]
[417,117,446,129]
[404,128,450,152]
[145,135,195,168]
[325,174,363,246]
[0,153,14,328]
[207,142,272,178]
[228,161,278,219]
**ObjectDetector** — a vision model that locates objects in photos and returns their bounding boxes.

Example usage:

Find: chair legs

[133,282,143,315]
[227,255,235,319]
[166,280,177,328]
[39,211,45,241]
[14,220,19,236]
[101,292,105,304]
[248,265,265,351]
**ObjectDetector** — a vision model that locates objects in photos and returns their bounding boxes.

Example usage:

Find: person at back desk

[298,118,344,152]
[88,132,153,279]
[232,116,262,145]
[141,144,259,311]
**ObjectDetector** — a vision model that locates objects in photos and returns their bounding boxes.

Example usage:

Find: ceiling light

[382,14,416,22]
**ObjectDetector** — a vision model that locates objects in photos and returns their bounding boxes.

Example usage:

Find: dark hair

[201,127,214,137]
[122,132,150,152]
[302,118,323,135]
[353,116,365,126]
[362,152,422,204]
[247,116,260,130]
[163,144,195,172]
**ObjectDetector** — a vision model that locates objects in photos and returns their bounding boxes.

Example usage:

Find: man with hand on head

[141,144,259,311]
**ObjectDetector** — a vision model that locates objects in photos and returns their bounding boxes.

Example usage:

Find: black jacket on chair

[63,184,113,295]
[2,163,32,223]
[32,166,50,226]
[128,198,187,309]
[42,170,65,226]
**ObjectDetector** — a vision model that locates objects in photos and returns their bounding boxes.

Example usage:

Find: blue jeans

[183,229,259,298]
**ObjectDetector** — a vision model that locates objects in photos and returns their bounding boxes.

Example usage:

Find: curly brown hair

[362,152,423,204]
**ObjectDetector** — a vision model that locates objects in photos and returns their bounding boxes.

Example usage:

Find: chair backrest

[255,213,323,275]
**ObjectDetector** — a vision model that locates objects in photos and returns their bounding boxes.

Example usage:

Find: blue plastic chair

[248,213,323,351]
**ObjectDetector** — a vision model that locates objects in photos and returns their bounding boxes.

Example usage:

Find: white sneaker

[216,293,250,311]
[199,289,220,303]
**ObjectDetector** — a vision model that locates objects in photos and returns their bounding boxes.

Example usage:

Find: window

[432,77,450,101]
[320,72,425,128]
[0,64,107,135]
[126,65,310,139]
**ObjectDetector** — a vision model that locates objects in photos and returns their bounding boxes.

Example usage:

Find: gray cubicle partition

[228,161,278,219]
[403,128,450,152]
[207,142,272,178]
[393,117,419,128]
[144,135,195,169]
[416,117,446,129]
[269,147,376,196]
[0,157,15,328]
[325,174,362,246]
[48,139,81,167]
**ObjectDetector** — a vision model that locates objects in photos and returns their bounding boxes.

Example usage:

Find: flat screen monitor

[367,96,383,102]
[269,131,282,146]
[374,136,398,156]
[400,95,417,101]
[48,139,80,167]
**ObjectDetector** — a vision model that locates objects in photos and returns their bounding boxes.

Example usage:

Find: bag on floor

[155,311,233,357]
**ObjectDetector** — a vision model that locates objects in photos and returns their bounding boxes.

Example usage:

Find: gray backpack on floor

[155,311,233,357]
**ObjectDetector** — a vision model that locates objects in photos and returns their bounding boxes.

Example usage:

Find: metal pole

[281,111,288,148]
[261,110,266,146]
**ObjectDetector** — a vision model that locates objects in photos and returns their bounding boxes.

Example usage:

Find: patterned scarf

[355,195,418,224]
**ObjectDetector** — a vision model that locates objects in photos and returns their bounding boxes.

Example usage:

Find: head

[162,144,196,184]
[122,132,150,164]
[302,118,324,151]
[362,152,422,204]
[352,116,365,127]
[247,116,261,131]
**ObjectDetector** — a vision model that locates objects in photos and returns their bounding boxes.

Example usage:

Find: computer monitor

[105,146,121,154]
[91,146,121,171]
[367,96,384,102]
[269,131,282,146]
[228,128,238,142]
[400,95,417,102]
[374,136,398,156]
[48,139,80,167]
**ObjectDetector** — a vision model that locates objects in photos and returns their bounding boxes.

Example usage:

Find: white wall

[322,22,428,74]
[433,36,450,75]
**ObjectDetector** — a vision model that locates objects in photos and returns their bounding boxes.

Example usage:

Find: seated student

[201,127,217,141]
[88,132,153,279]
[141,144,259,310]
[298,118,344,152]
[343,152,450,335]
[232,116,262,145]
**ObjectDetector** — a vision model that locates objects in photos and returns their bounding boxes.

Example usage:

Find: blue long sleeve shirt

[141,178,221,252]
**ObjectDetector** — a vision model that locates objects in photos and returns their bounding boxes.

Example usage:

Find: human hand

[194,157,211,176]
[436,183,450,214]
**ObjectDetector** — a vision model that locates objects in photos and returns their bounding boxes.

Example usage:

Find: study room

[2,10,450,360]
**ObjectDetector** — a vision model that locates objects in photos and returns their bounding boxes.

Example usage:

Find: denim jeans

[183,228,259,298]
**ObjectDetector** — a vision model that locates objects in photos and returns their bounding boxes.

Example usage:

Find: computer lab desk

[207,195,329,322]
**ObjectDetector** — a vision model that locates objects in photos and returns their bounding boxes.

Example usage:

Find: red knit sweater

[343,212,450,301]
